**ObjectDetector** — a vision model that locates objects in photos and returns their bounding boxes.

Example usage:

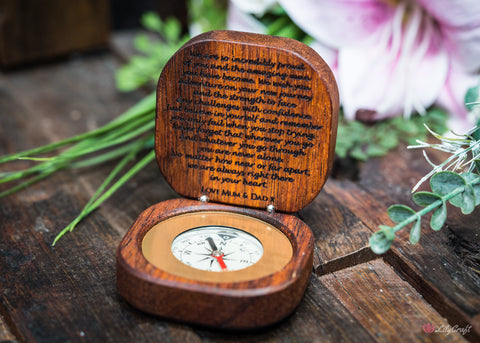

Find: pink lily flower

[228,0,480,130]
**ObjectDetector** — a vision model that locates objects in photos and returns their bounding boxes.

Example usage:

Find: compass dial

[140,210,293,283]
[171,226,263,272]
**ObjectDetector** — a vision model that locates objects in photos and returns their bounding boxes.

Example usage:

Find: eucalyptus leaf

[409,219,421,244]
[380,225,396,241]
[465,85,479,111]
[462,172,480,205]
[430,201,447,231]
[370,226,395,254]
[435,171,477,212]
[430,171,465,207]
[459,184,476,214]
[412,191,442,206]
[388,205,415,223]
[475,160,480,174]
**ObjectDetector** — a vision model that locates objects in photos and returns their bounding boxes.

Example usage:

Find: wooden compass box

[116,30,339,330]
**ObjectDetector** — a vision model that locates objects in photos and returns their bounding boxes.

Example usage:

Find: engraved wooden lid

[155,30,339,212]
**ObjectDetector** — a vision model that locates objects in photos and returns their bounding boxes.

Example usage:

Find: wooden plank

[194,275,374,342]
[327,148,480,340]
[299,180,378,274]
[0,0,110,67]
[321,259,469,342]
[0,51,174,342]
[0,313,18,342]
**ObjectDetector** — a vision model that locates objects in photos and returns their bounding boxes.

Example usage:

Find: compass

[136,210,294,284]
[170,225,264,272]
[117,199,313,329]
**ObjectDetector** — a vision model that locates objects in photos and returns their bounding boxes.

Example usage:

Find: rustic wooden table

[1,33,479,343]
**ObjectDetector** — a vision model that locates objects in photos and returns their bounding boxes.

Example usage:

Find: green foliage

[0,94,157,244]
[188,0,227,33]
[370,225,395,254]
[258,6,313,45]
[465,85,479,112]
[336,108,448,161]
[116,12,190,92]
[370,170,480,254]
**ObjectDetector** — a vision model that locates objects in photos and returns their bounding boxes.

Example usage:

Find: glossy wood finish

[117,198,314,329]
[155,31,339,213]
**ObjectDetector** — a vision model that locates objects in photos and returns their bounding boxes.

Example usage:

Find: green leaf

[376,130,399,149]
[430,171,465,195]
[365,144,388,157]
[350,146,368,161]
[163,17,182,43]
[370,226,395,254]
[141,11,163,32]
[412,191,442,206]
[462,172,480,206]
[430,171,476,212]
[465,85,479,111]
[133,34,152,54]
[266,15,290,35]
[475,160,480,174]
[388,205,415,223]
[409,219,421,244]
[472,126,480,141]
[335,108,447,161]
[430,202,447,231]
[460,184,476,214]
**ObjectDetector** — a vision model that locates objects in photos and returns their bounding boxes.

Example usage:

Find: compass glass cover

[171,226,264,272]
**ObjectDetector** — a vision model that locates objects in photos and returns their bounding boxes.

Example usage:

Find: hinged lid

[155,31,339,212]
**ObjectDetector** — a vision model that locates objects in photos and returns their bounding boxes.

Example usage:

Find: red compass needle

[213,253,228,271]
[206,236,228,271]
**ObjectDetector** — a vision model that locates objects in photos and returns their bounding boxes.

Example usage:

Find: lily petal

[339,3,448,120]
[277,0,395,48]
[309,40,339,74]
[230,0,278,17]
[417,0,480,71]
[438,64,478,133]
[227,2,267,33]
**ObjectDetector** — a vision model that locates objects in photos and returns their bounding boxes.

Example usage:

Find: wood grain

[321,259,468,342]
[300,179,378,274]
[117,198,314,329]
[155,31,339,213]
[329,148,480,341]
[0,0,110,68]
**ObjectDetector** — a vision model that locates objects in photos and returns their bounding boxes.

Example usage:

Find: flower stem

[392,176,480,234]
[0,93,156,164]
[52,139,156,245]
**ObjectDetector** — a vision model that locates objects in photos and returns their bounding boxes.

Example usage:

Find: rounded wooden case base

[116,198,314,330]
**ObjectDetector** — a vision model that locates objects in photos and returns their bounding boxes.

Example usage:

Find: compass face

[171,226,263,272]
[141,211,293,283]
